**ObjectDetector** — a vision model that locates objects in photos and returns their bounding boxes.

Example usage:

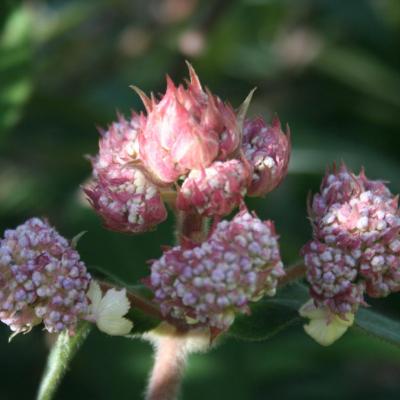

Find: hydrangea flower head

[149,211,284,331]
[0,218,91,335]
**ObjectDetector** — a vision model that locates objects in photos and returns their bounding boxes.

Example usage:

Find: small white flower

[87,281,133,336]
[299,299,354,346]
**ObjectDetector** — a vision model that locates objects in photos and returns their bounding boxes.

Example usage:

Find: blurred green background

[1,0,400,399]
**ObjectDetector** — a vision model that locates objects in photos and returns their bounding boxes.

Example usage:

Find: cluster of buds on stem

[0,65,292,343]
[148,210,285,332]
[0,218,91,335]
[0,218,133,337]
[301,164,400,345]
[85,63,291,232]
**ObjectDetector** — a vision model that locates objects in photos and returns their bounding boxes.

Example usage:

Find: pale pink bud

[0,218,91,335]
[149,211,284,331]
[85,114,167,233]
[176,160,250,217]
[242,117,291,196]
[137,63,240,183]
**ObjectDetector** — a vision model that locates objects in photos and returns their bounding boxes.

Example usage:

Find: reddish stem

[278,263,306,288]
[175,210,208,244]
[146,334,188,400]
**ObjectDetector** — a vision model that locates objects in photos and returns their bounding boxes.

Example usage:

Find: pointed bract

[137,64,240,183]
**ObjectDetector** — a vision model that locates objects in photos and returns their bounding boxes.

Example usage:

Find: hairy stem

[146,334,188,400]
[36,322,92,400]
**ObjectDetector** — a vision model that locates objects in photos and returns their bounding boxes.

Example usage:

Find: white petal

[98,288,131,319]
[97,315,133,336]
[304,317,349,346]
[87,281,102,315]
[96,288,133,336]
[299,299,354,346]
[299,299,326,320]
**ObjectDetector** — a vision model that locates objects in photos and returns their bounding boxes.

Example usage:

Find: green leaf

[127,307,161,335]
[0,5,33,137]
[228,283,308,341]
[36,322,92,400]
[229,281,400,349]
[355,308,400,349]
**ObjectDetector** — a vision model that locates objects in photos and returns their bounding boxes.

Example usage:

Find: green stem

[36,322,92,400]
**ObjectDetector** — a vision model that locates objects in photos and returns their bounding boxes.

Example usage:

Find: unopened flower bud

[0,218,91,335]
[176,160,250,217]
[242,117,291,196]
[85,114,167,233]
[303,164,400,317]
[149,211,284,331]
[137,63,240,183]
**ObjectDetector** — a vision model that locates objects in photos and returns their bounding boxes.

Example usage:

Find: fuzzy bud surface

[149,211,284,330]
[0,218,91,335]
[242,117,291,197]
[303,165,400,315]
[176,160,250,217]
[85,114,167,233]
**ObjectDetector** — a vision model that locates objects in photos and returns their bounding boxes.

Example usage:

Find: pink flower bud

[242,117,291,196]
[303,240,365,314]
[303,165,400,315]
[137,63,240,183]
[85,114,167,233]
[148,211,284,331]
[176,160,250,217]
[0,218,91,335]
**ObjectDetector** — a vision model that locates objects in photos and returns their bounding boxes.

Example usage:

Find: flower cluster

[0,218,91,335]
[149,211,284,331]
[303,164,400,316]
[86,64,290,232]
[85,114,167,233]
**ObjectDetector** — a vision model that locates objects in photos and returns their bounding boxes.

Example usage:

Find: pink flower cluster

[0,218,91,334]
[148,211,284,331]
[303,164,400,314]
[86,64,290,233]
[85,115,167,233]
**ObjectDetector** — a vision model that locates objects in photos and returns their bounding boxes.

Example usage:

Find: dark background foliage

[1,0,400,399]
